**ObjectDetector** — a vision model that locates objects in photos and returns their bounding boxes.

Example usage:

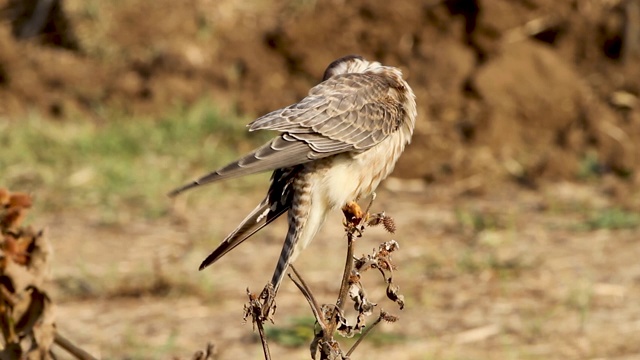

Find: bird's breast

[318,130,408,209]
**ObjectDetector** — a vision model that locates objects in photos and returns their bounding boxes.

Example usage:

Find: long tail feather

[168,138,312,197]
[198,166,300,271]
[199,198,289,270]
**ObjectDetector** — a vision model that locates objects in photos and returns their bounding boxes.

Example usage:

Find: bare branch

[244,289,272,360]
[53,333,99,360]
[288,265,326,331]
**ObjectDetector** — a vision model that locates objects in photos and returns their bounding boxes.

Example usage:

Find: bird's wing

[249,72,403,151]
[169,72,403,196]
[199,167,299,270]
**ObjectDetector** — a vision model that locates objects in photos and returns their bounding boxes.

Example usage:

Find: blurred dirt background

[2,0,640,359]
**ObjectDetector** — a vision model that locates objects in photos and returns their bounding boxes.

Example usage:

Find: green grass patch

[266,316,316,347]
[583,208,640,230]
[265,316,407,349]
[0,100,271,222]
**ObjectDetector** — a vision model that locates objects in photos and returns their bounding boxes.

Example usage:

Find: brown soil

[1,0,640,187]
[47,183,640,359]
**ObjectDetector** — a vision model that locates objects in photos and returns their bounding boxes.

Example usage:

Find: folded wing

[169,72,403,196]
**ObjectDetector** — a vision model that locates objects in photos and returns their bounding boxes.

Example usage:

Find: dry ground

[38,179,640,359]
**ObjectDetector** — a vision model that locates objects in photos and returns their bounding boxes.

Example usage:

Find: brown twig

[315,198,373,359]
[53,333,99,360]
[346,312,383,357]
[334,230,356,313]
[256,317,271,360]
[346,311,398,357]
[1,282,97,360]
[315,215,358,359]
[288,265,326,331]
[244,289,272,360]
[279,193,404,359]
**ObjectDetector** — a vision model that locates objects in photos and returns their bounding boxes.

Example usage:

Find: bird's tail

[168,138,312,197]
[199,198,287,271]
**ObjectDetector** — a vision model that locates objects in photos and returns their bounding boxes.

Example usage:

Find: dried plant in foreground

[0,188,97,360]
[245,194,405,359]
[187,342,217,360]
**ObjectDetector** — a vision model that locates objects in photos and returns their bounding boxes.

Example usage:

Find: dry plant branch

[289,265,325,332]
[346,310,399,357]
[53,333,98,360]
[243,194,404,359]
[0,188,98,360]
[190,342,217,360]
[314,197,403,359]
[244,288,274,360]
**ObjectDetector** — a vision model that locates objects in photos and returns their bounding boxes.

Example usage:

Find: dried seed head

[386,283,405,310]
[380,311,400,323]
[380,240,400,253]
[382,215,396,233]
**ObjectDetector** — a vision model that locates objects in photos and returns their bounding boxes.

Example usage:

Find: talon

[353,226,364,237]
[342,201,364,226]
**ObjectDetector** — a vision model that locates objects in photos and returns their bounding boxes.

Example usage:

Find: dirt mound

[1,0,639,187]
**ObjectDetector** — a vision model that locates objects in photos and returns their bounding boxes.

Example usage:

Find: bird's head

[322,55,383,81]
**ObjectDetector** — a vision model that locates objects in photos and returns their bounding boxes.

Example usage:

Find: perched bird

[170,55,416,294]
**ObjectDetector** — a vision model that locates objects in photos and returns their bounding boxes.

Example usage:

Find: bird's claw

[244,284,277,325]
[342,195,379,237]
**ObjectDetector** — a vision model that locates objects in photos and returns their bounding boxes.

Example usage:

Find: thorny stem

[345,313,384,357]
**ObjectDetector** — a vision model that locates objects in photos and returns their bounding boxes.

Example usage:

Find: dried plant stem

[245,289,272,360]
[345,313,384,357]
[193,342,216,360]
[54,333,99,360]
[256,317,271,360]
[289,265,325,331]
[333,194,375,315]
[1,281,97,360]
[335,232,355,312]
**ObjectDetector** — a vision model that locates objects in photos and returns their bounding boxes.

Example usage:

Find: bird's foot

[342,193,378,237]
[244,284,277,325]
[342,193,396,237]
[342,201,365,236]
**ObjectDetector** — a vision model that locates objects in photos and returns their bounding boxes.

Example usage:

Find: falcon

[170,55,417,295]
